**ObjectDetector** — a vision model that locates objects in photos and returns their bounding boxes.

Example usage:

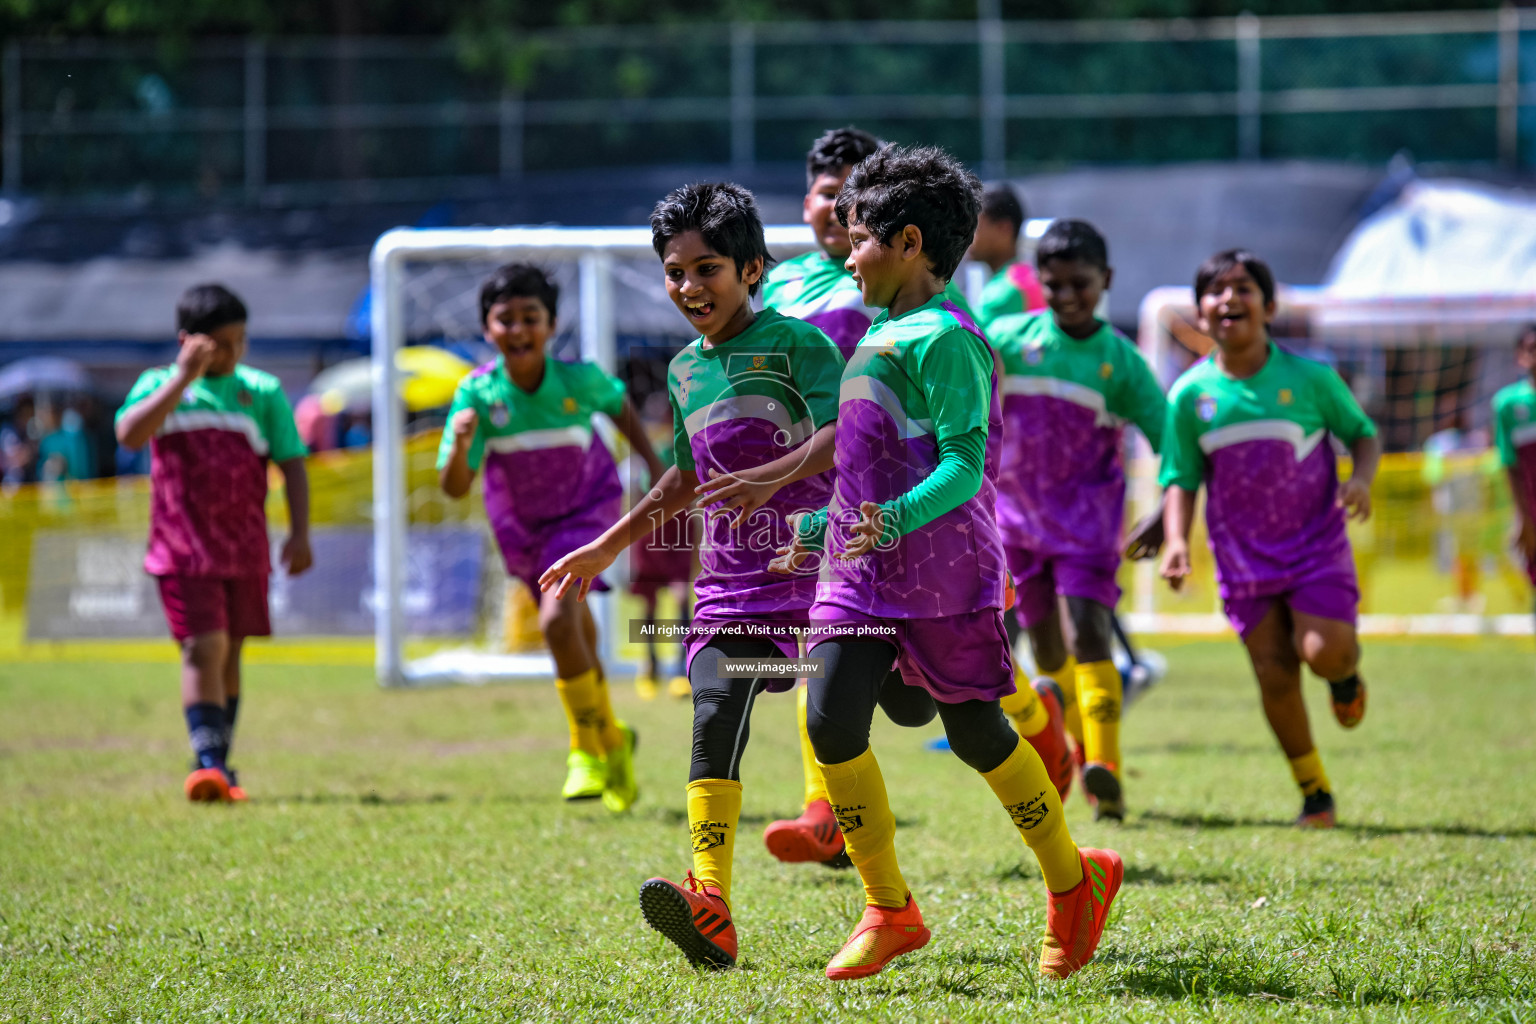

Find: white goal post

[368,225,822,688]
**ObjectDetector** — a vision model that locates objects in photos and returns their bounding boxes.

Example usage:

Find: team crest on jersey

[489,401,510,427]
[1099,362,1113,379]
[562,397,578,414]
[1278,388,1293,406]
[237,388,253,407]
[1519,405,1530,422]
[753,355,766,369]
[1024,345,1043,365]
[1197,395,1218,422]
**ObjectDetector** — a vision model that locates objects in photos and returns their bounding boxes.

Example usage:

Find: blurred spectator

[36,403,95,482]
[339,410,372,449]
[1,396,38,489]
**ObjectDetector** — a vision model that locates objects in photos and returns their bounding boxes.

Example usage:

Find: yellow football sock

[796,685,829,807]
[818,747,909,908]
[1076,659,1122,771]
[981,740,1084,893]
[1044,656,1082,744]
[1288,749,1332,796]
[555,669,603,756]
[591,665,625,753]
[686,779,742,903]
[1000,669,1050,738]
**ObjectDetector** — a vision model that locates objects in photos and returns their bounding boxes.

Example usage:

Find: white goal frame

[368,225,821,687]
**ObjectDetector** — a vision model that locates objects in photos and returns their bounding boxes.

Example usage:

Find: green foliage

[2,639,1534,1020]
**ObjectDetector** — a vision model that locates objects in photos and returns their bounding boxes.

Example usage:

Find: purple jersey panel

[996,394,1127,559]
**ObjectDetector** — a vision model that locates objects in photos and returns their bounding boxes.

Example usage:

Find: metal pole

[244,38,266,201]
[499,88,524,180]
[3,41,21,194]
[1236,11,1262,160]
[979,1,1006,179]
[1497,3,1519,167]
[370,237,408,687]
[730,22,755,170]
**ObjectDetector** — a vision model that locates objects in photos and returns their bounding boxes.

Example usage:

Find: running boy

[779,145,1122,982]
[1492,324,1536,629]
[438,263,663,812]
[1160,249,1378,828]
[540,182,846,970]
[760,126,884,362]
[987,219,1168,822]
[968,183,1047,327]
[115,283,312,803]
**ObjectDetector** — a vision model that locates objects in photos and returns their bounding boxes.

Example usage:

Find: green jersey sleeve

[436,383,486,473]
[668,386,695,473]
[789,331,845,429]
[572,362,628,419]
[916,329,993,442]
[1110,343,1168,453]
[1494,394,1518,469]
[1158,389,1206,491]
[115,368,168,425]
[1316,366,1376,444]
[978,276,1022,327]
[261,384,309,462]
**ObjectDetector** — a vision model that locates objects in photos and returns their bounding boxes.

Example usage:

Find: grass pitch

[2,639,1534,1022]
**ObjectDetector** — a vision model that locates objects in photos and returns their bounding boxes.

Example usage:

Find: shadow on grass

[261,792,454,806]
[1138,809,1536,839]
[655,807,923,829]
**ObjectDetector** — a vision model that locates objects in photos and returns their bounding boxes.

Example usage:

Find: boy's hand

[1337,478,1372,522]
[838,501,890,560]
[539,540,617,601]
[768,512,817,575]
[176,334,218,381]
[695,467,779,529]
[450,408,478,445]
[1159,540,1191,592]
[281,533,314,576]
[1514,518,1536,563]
[1124,509,1166,561]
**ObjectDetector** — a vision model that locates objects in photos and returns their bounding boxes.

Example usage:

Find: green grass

[2,640,1534,1022]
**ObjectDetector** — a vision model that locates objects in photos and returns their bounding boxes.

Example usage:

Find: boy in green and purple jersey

[541,182,847,971]
[988,219,1167,823]
[967,182,1047,328]
[438,263,664,813]
[1160,249,1379,829]
[776,144,1122,984]
[1492,325,1536,623]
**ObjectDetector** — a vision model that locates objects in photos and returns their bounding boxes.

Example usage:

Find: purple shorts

[684,610,805,692]
[1222,578,1359,640]
[807,605,1014,704]
[512,523,612,599]
[1006,546,1121,629]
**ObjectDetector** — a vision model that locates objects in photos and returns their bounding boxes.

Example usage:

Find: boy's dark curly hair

[176,283,247,335]
[805,126,882,187]
[650,182,774,297]
[1195,248,1276,307]
[1036,219,1110,272]
[479,263,559,326]
[834,144,981,282]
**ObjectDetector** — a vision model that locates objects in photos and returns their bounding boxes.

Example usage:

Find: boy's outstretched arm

[540,464,701,600]
[115,335,217,449]
[439,408,479,498]
[609,395,666,486]
[1159,485,1197,590]
[277,457,313,576]
[693,423,837,528]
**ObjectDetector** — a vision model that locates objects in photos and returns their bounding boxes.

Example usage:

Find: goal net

[1134,284,1536,636]
[368,226,819,687]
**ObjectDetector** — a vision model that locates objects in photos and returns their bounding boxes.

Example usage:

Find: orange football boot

[1330,677,1367,729]
[639,873,737,969]
[184,767,231,803]
[764,798,847,865]
[825,895,931,980]
[1040,847,1123,979]
[1025,679,1074,800]
[1297,791,1336,829]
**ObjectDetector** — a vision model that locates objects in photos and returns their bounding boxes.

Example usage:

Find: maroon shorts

[156,575,272,642]
[1222,578,1358,641]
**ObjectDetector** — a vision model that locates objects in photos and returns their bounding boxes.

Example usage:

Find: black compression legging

[688,639,939,782]
[805,639,1019,774]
